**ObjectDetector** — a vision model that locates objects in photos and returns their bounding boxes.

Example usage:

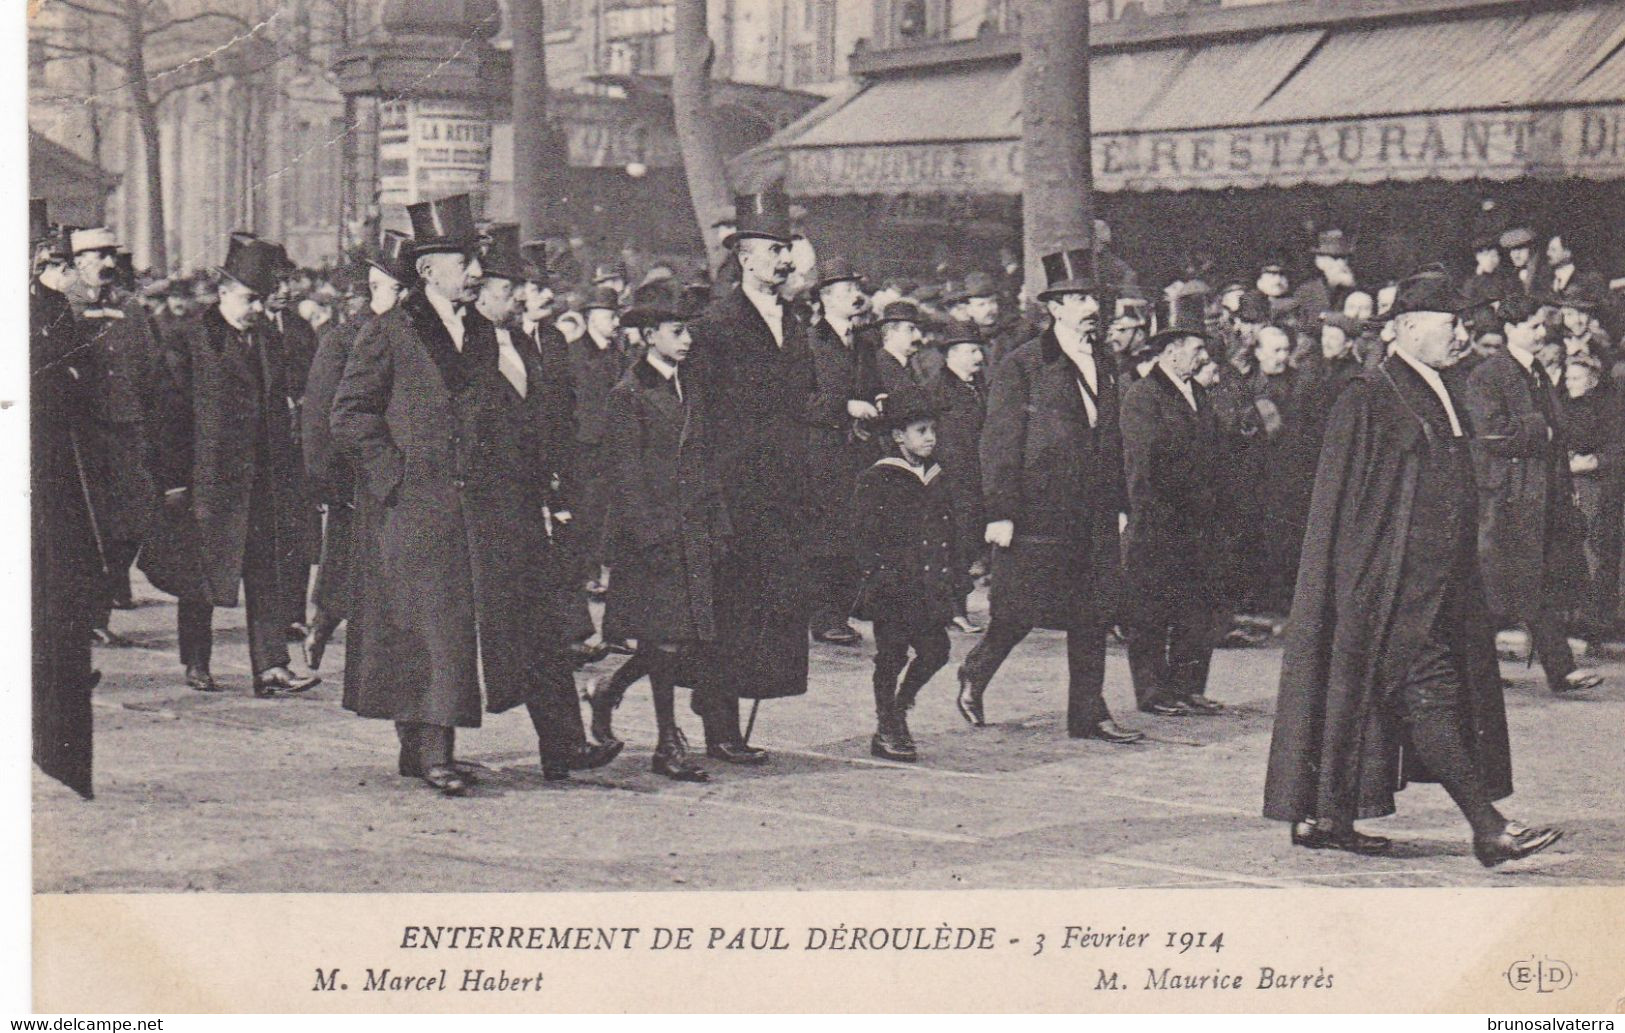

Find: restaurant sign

[785,104,1625,196]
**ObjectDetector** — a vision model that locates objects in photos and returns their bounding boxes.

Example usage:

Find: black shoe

[1141,698,1191,716]
[871,730,916,762]
[706,741,769,765]
[1072,719,1145,744]
[252,667,321,696]
[955,668,986,727]
[91,627,134,648]
[185,664,220,692]
[1290,819,1392,855]
[421,765,469,796]
[564,739,624,771]
[586,675,623,746]
[813,625,862,646]
[653,728,709,781]
[1182,693,1225,714]
[302,624,333,671]
[1474,824,1564,868]
[1555,671,1603,694]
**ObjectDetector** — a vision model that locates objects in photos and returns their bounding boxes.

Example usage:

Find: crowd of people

[29,190,1620,865]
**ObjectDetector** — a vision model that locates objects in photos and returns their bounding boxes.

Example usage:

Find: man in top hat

[1265,267,1563,866]
[141,235,320,697]
[804,257,875,648]
[1463,294,1601,697]
[1293,229,1359,329]
[30,199,102,799]
[297,230,411,670]
[1120,329,1226,718]
[261,241,322,637]
[66,226,165,642]
[683,189,818,762]
[955,247,1144,744]
[925,322,990,633]
[332,194,618,795]
[569,283,628,598]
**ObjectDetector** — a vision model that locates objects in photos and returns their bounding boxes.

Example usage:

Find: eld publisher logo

[1506,957,1575,994]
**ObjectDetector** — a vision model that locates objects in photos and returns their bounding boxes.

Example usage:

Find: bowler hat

[931,320,985,349]
[873,385,943,431]
[878,299,923,326]
[622,281,697,329]
[1390,265,1469,317]
[1147,328,1209,355]
[583,285,620,312]
[1312,229,1353,258]
[219,235,282,296]
[724,189,793,248]
[480,223,525,281]
[814,256,863,290]
[365,230,413,284]
[1037,248,1096,300]
[406,193,479,257]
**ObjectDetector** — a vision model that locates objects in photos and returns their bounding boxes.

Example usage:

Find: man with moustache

[955,248,1143,744]
[683,190,817,762]
[926,323,990,633]
[1266,267,1563,867]
[333,195,618,795]
[142,236,319,697]
[804,257,875,647]
[297,231,410,670]
[866,300,927,401]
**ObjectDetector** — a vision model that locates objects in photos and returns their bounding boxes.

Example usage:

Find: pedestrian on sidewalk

[851,385,958,762]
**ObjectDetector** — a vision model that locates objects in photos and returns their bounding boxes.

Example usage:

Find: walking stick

[68,429,111,580]
[744,698,761,744]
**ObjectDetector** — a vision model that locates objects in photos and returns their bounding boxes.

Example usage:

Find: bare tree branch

[46,0,125,22]
[33,38,127,66]
[149,10,255,35]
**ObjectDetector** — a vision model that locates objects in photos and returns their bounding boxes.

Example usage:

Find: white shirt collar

[645,351,680,381]
[425,287,459,324]
[1394,347,1465,436]
[873,456,940,485]
[1053,320,1092,356]
[825,314,853,342]
[1506,341,1537,371]
[1157,360,1199,410]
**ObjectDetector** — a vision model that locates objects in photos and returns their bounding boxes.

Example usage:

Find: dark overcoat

[270,308,323,566]
[687,285,816,700]
[73,293,162,541]
[1463,349,1588,616]
[804,318,871,558]
[850,458,959,626]
[927,366,987,585]
[1264,358,1512,822]
[140,309,310,608]
[331,294,565,726]
[1120,366,1223,623]
[980,329,1125,630]
[566,332,626,568]
[301,315,370,617]
[601,357,731,643]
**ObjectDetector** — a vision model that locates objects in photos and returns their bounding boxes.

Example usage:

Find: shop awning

[770,1,1625,196]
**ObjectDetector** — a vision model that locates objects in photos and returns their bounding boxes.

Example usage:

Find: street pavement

[33,576,1625,892]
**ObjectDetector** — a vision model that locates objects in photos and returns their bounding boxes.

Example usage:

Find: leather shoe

[421,765,469,796]
[565,739,624,771]
[252,667,321,697]
[955,668,986,727]
[1072,719,1145,744]
[652,729,709,782]
[1290,818,1391,855]
[1141,698,1190,716]
[399,754,482,780]
[1182,694,1225,714]
[1556,671,1603,694]
[813,625,862,646]
[185,664,220,692]
[1474,824,1563,868]
[91,627,134,648]
[706,741,769,765]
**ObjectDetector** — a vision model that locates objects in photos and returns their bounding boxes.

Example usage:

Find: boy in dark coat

[851,386,959,762]
[589,283,731,781]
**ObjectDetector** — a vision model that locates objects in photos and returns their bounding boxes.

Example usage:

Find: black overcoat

[927,366,987,587]
[73,292,162,541]
[1264,358,1512,823]
[1463,349,1588,616]
[804,318,871,558]
[301,315,373,618]
[687,285,816,700]
[850,458,959,626]
[331,295,565,726]
[979,329,1125,630]
[601,357,731,643]
[140,309,310,608]
[1120,366,1223,623]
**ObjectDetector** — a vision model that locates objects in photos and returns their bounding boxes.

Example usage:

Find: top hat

[724,189,793,248]
[1037,248,1096,300]
[29,199,50,245]
[622,281,698,329]
[520,239,551,283]
[406,193,479,257]
[220,235,283,296]
[479,223,525,281]
[70,227,119,255]
[365,230,413,284]
[1312,229,1354,258]
[873,385,944,431]
[1500,226,1536,250]
[1166,284,1209,333]
[814,256,863,290]
[583,284,621,312]
[1391,265,1470,317]
[269,241,297,276]
[878,299,923,326]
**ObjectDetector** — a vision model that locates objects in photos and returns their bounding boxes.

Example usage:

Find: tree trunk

[1019,0,1092,299]
[671,0,733,274]
[510,0,565,241]
[125,7,167,271]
